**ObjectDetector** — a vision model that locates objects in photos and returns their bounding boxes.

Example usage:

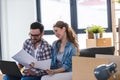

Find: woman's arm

[46,68,65,74]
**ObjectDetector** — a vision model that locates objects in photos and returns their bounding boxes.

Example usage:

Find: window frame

[36,0,112,35]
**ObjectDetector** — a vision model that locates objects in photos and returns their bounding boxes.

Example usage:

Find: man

[3,22,52,80]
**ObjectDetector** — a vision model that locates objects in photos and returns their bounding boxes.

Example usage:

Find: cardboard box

[72,56,109,80]
[96,54,120,80]
[86,38,112,48]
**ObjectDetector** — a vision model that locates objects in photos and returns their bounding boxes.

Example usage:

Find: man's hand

[29,62,35,68]
[18,63,23,69]
[23,69,36,76]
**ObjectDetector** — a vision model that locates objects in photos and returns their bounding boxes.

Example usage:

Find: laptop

[0,60,22,77]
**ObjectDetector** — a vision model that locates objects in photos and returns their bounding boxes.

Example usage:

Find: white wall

[1,0,36,60]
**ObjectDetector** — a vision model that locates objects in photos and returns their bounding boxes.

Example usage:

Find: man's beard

[32,38,41,44]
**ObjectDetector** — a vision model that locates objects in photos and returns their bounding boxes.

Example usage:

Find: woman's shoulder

[67,41,76,47]
[53,40,57,44]
[52,40,61,48]
[52,40,60,45]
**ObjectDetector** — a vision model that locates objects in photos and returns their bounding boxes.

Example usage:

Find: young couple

[3,21,80,80]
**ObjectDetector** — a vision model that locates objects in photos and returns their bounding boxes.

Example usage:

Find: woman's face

[53,27,66,39]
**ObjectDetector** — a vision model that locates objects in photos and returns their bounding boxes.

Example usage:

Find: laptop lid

[0,60,22,77]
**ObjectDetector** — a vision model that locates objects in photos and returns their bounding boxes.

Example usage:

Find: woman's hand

[46,69,56,75]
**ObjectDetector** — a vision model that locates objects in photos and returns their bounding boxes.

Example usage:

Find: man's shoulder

[24,39,31,43]
[41,39,51,46]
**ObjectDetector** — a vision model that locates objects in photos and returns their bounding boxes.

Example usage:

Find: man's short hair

[30,22,44,33]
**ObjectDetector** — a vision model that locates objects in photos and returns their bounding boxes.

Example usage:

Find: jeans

[3,75,41,80]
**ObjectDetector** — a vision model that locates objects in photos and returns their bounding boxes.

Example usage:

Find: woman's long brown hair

[53,21,80,56]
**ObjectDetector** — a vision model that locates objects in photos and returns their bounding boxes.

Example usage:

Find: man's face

[29,29,42,44]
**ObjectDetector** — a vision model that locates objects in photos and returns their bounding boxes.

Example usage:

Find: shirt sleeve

[62,46,77,71]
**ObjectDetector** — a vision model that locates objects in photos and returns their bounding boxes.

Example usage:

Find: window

[41,0,70,31]
[77,0,108,29]
[115,2,120,27]
[36,0,112,34]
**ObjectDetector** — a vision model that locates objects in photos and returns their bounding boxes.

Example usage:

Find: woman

[41,21,80,80]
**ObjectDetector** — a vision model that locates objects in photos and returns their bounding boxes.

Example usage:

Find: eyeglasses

[29,33,41,37]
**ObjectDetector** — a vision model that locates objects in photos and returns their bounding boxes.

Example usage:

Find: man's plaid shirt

[23,38,52,76]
